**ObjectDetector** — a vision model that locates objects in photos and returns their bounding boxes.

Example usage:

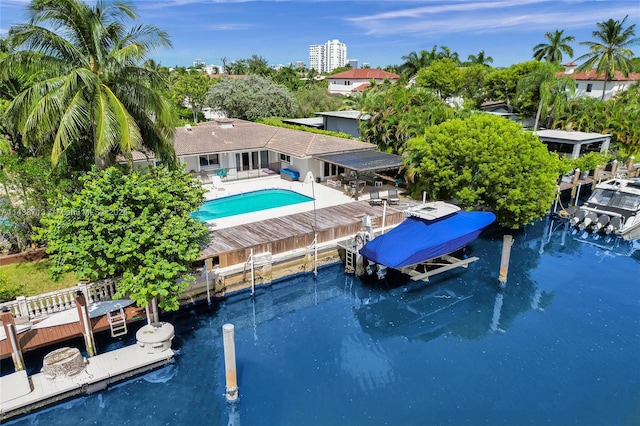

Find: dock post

[75,292,96,357]
[1,308,25,371]
[629,156,636,177]
[498,235,514,289]
[611,159,618,177]
[569,168,581,206]
[592,165,602,190]
[223,324,239,401]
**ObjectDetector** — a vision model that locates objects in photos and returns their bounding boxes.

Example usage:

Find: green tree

[400,47,437,78]
[0,0,178,170]
[483,61,541,108]
[206,75,297,121]
[460,65,491,108]
[358,85,454,154]
[466,50,494,66]
[170,70,212,123]
[293,85,343,118]
[533,30,575,63]
[516,62,576,130]
[576,15,640,100]
[0,153,78,252]
[415,58,463,100]
[36,166,209,311]
[404,114,560,228]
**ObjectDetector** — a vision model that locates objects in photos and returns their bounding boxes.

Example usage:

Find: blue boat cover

[359,211,496,269]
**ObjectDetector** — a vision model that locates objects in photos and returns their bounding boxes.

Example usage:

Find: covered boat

[358,201,496,282]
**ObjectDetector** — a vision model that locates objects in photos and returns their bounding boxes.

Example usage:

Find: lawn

[0,259,77,301]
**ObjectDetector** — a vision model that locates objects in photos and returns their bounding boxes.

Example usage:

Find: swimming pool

[4,217,639,425]
[193,189,313,221]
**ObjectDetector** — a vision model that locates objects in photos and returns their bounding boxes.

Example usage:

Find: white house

[561,62,640,100]
[327,69,400,95]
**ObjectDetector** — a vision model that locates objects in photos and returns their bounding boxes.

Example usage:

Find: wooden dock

[201,200,408,266]
[0,305,145,360]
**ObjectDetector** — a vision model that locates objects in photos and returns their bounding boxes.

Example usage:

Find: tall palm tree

[400,47,437,79]
[533,30,575,63]
[0,0,178,170]
[516,62,576,131]
[467,50,493,67]
[575,15,640,100]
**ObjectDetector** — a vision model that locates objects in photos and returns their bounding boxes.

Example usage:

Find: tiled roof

[174,119,375,158]
[328,69,400,80]
[562,69,640,81]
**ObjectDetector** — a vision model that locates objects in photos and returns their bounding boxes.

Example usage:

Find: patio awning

[313,150,402,173]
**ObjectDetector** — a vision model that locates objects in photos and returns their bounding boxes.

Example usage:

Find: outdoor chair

[369,190,383,206]
[387,189,400,205]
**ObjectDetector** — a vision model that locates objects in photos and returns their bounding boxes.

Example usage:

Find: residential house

[327,69,400,95]
[131,119,395,181]
[561,62,640,100]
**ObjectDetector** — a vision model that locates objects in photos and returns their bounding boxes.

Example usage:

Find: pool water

[193,189,313,221]
[4,216,640,425]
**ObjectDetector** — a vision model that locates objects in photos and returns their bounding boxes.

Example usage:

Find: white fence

[0,279,117,321]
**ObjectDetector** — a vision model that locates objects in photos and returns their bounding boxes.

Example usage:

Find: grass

[0,259,78,298]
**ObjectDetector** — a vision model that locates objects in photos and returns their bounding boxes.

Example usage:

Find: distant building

[347,59,358,69]
[308,39,347,73]
[294,61,306,69]
[561,62,640,100]
[327,68,400,95]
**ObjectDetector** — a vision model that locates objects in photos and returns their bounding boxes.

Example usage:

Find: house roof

[562,69,640,82]
[534,129,610,143]
[173,119,376,159]
[328,69,400,80]
[314,110,367,120]
[314,150,402,172]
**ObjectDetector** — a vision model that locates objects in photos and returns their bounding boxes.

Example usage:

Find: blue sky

[1,0,639,69]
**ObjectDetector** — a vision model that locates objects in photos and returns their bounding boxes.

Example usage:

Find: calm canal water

[5,216,640,425]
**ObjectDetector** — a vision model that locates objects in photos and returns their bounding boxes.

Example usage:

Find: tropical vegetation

[36,166,209,311]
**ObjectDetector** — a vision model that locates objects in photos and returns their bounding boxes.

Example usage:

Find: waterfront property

[3,216,638,425]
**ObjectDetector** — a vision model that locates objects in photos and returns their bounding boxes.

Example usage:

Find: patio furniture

[280,168,300,181]
[387,189,400,205]
[326,178,341,188]
[369,190,383,206]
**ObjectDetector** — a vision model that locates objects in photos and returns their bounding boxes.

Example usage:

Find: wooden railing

[0,278,117,321]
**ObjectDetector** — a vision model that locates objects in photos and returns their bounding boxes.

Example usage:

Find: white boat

[567,178,640,239]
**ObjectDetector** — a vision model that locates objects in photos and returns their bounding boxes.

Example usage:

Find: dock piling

[1,308,25,371]
[223,323,239,401]
[75,292,96,357]
[498,235,514,289]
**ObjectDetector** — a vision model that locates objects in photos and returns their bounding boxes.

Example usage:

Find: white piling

[498,235,514,288]
[223,324,239,401]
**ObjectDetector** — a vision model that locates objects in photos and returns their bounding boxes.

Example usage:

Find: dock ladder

[107,308,128,337]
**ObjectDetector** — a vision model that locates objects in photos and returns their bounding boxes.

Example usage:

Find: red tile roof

[562,69,640,81]
[328,69,400,80]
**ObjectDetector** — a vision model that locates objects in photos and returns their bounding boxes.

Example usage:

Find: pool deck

[202,175,401,230]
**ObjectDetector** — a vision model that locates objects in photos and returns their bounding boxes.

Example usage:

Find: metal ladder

[345,244,356,274]
[107,308,128,337]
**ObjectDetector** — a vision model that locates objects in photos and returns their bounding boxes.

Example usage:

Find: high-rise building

[308,39,347,73]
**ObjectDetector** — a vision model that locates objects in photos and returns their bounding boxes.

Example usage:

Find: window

[199,154,219,167]
[586,83,593,93]
[280,153,291,163]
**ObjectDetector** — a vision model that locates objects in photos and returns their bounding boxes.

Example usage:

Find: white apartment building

[308,39,347,73]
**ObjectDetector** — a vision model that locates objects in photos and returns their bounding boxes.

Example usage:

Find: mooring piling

[223,323,239,401]
[498,235,514,289]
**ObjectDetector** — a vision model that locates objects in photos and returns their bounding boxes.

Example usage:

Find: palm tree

[575,15,640,100]
[516,62,576,131]
[0,0,177,170]
[533,30,575,63]
[467,50,493,67]
[400,47,436,79]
